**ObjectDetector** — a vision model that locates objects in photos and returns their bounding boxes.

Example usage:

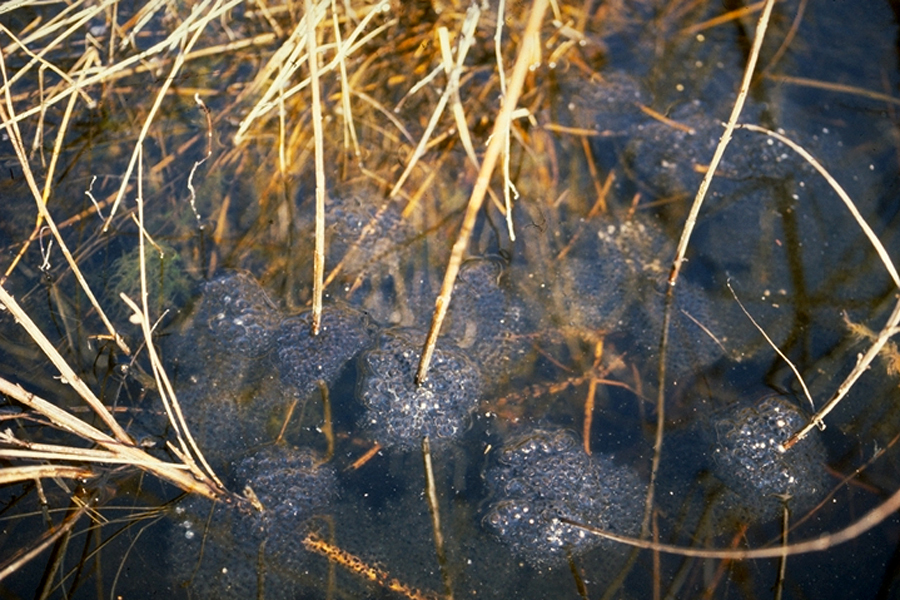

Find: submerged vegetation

[1,0,900,597]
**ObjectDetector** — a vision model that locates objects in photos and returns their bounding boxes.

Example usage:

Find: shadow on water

[1,0,900,598]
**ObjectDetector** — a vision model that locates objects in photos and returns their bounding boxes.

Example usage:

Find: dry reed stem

[786,296,900,449]
[331,0,360,157]
[494,0,518,242]
[0,376,225,500]
[0,464,93,485]
[127,147,225,489]
[416,0,549,384]
[642,0,777,540]
[679,0,767,36]
[0,2,108,106]
[104,0,236,232]
[2,47,96,283]
[737,124,900,289]
[727,125,900,446]
[0,284,130,441]
[0,0,244,129]
[234,0,387,143]
[422,436,454,600]
[307,0,327,335]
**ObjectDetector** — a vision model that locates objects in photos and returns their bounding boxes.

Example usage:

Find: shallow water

[2,0,900,598]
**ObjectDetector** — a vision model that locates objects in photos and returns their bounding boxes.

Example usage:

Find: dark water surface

[2,0,900,598]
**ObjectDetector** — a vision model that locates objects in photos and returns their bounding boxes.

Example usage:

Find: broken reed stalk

[642,0,777,538]
[415,0,549,384]
[306,0,326,335]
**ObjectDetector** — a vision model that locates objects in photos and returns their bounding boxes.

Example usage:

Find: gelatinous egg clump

[169,272,374,471]
[170,446,336,599]
[195,271,281,358]
[484,429,644,567]
[595,217,727,380]
[276,306,373,399]
[358,330,482,450]
[710,395,829,522]
[446,259,530,387]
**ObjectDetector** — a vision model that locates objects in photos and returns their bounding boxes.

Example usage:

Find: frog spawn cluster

[709,395,829,521]
[170,446,336,598]
[484,429,645,567]
[168,251,830,594]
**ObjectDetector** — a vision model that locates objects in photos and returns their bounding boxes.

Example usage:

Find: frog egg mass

[709,395,829,521]
[358,330,482,450]
[484,428,645,567]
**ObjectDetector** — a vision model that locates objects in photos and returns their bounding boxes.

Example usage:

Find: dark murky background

[2,0,900,598]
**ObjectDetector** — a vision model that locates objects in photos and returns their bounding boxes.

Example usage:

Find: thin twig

[727,280,816,411]
[0,504,88,583]
[564,471,900,557]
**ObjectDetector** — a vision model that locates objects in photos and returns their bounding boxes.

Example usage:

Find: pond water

[1,0,900,598]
